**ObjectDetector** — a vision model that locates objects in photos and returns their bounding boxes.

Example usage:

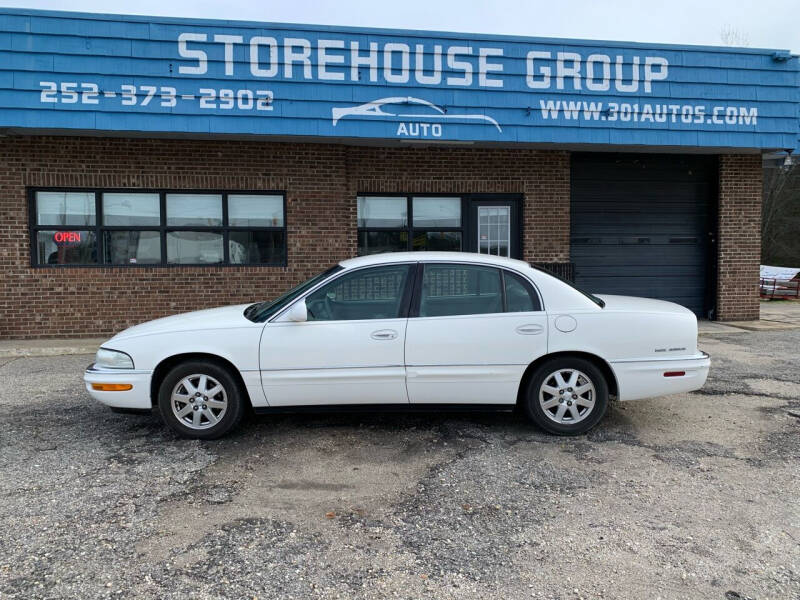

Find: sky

[2,0,799,51]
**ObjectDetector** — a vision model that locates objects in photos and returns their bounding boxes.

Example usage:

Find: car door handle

[371,329,398,340]
[516,324,544,335]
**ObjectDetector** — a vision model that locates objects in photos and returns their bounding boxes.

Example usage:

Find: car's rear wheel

[523,357,609,435]
[157,361,244,439]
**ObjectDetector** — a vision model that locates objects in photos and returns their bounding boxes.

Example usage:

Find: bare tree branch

[720,25,751,47]
[762,161,800,266]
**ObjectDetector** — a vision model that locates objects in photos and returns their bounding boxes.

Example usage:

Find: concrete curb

[0,339,104,359]
[698,321,747,335]
[698,321,800,336]
[721,321,800,332]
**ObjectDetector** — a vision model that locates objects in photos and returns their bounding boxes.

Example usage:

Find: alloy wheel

[538,368,596,425]
[170,373,228,430]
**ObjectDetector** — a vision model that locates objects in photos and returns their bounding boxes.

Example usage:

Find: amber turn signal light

[91,383,133,391]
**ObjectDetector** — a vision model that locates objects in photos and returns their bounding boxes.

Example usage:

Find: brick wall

[0,136,570,338]
[345,146,571,263]
[716,154,762,321]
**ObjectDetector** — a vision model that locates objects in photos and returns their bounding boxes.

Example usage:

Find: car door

[405,262,547,404]
[260,263,415,406]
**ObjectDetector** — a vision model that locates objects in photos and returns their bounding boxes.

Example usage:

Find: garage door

[570,154,715,316]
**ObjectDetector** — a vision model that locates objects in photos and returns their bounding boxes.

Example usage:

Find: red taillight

[663,371,686,377]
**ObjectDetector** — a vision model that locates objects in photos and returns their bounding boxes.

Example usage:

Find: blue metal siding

[0,8,798,150]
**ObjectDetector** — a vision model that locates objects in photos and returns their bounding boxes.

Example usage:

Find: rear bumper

[610,352,710,401]
[84,363,152,409]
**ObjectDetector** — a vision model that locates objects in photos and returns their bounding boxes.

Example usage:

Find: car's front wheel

[157,361,245,439]
[523,357,609,435]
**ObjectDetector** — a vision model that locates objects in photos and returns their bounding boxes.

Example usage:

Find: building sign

[53,231,82,245]
[1,9,798,150]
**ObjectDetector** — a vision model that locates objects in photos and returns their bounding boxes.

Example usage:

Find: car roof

[339,252,533,270]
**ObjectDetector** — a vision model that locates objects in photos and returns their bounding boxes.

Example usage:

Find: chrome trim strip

[260,363,524,372]
[259,364,403,372]
[610,354,710,364]
[407,363,525,368]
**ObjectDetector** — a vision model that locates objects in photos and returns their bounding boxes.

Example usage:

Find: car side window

[504,270,542,312]
[419,264,503,317]
[305,264,412,321]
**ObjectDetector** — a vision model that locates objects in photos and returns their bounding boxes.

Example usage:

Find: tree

[762,160,800,266]
[719,25,750,47]
[717,26,798,267]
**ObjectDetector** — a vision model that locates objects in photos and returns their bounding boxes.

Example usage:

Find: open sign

[53,231,82,245]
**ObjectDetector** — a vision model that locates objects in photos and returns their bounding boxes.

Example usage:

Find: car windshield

[244,265,343,323]
[536,268,606,308]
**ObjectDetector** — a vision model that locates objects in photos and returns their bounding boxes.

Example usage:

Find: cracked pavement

[0,329,798,599]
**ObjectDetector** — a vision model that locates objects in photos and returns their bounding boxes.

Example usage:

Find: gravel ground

[0,329,798,599]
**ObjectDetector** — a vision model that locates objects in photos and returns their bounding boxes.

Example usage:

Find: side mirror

[286,300,308,322]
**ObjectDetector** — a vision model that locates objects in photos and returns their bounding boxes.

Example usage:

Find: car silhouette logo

[331,96,502,132]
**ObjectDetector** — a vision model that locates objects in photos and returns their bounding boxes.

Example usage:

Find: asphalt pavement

[0,328,798,599]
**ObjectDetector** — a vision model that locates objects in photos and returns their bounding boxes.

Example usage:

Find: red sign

[53,231,82,245]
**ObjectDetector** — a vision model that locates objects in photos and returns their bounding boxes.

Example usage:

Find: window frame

[28,187,287,268]
[356,193,466,254]
[410,262,543,318]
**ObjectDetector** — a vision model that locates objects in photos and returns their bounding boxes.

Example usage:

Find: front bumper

[610,351,711,401]
[84,363,153,409]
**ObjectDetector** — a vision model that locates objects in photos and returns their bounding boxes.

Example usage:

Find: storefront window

[412,197,461,228]
[357,195,463,255]
[357,230,408,255]
[229,194,284,227]
[36,230,98,265]
[229,230,286,264]
[167,231,224,264]
[104,230,161,264]
[36,192,96,226]
[30,189,286,267]
[102,193,160,226]
[412,231,462,252]
[357,196,407,228]
[166,194,223,226]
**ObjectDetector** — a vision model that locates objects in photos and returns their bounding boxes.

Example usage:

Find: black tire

[157,360,245,440]
[523,357,609,436]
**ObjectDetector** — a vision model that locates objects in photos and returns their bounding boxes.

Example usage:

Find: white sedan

[85,252,710,439]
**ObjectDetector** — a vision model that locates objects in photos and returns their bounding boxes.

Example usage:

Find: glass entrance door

[477,205,511,257]
[467,197,520,259]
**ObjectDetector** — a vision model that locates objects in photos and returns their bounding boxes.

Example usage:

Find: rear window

[504,270,541,312]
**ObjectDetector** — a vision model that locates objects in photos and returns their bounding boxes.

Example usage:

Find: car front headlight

[95,348,135,370]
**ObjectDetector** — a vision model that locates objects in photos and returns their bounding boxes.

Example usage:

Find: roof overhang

[0,8,798,153]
